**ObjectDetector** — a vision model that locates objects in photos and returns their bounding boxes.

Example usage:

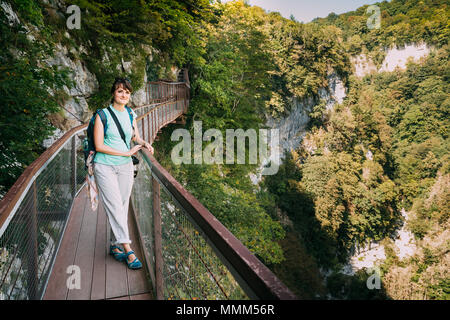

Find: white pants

[94,162,134,245]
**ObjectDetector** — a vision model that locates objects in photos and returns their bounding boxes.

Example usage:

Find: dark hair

[110,77,133,102]
[111,78,133,103]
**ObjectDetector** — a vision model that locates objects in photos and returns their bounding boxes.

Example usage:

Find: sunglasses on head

[115,77,131,84]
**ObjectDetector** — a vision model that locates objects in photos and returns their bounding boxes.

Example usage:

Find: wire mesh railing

[0,129,86,300]
[133,83,245,300]
[145,82,189,105]
[131,155,248,300]
[130,110,296,299]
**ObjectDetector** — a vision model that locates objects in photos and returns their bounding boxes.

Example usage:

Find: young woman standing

[93,77,153,269]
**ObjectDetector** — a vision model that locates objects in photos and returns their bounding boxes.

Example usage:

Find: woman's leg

[116,162,139,263]
[94,163,132,246]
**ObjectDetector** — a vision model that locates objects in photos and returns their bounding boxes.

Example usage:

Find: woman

[93,77,153,269]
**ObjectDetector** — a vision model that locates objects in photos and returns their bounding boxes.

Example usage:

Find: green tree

[0,1,72,196]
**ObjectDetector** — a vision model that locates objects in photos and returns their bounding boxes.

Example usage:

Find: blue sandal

[109,245,126,262]
[125,250,142,270]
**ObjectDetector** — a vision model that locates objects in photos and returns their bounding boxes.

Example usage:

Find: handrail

[0,125,87,299]
[136,149,297,300]
[148,81,186,85]
[0,124,87,237]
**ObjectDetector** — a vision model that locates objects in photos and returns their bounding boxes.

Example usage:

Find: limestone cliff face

[0,2,177,148]
[266,42,433,161]
[249,72,346,185]
[261,43,435,275]
[351,43,431,77]
[265,72,346,159]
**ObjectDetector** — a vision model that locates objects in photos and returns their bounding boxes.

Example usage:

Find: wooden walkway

[43,186,153,300]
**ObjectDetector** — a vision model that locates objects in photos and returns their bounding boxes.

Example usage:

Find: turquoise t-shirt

[94,105,138,166]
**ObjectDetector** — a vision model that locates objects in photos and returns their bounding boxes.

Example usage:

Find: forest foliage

[313,0,449,55]
[0,1,72,196]
[265,0,449,298]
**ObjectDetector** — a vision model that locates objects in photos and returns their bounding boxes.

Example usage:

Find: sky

[220,0,385,23]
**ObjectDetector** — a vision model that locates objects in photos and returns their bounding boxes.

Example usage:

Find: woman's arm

[94,113,142,156]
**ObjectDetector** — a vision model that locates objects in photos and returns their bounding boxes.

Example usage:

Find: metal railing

[0,127,87,300]
[132,103,296,300]
[144,81,190,106]
[134,83,189,143]
[131,147,296,300]
[131,153,247,299]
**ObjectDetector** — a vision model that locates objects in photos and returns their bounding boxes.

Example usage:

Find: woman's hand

[127,145,143,157]
[143,141,154,154]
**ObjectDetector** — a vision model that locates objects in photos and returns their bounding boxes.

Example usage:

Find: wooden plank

[105,225,129,299]
[108,295,130,300]
[66,186,98,300]
[43,187,87,300]
[130,293,152,300]
[90,201,107,300]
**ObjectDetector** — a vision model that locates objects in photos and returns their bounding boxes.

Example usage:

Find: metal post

[147,114,150,143]
[148,83,153,104]
[26,181,39,300]
[71,136,77,198]
[163,104,166,125]
[158,83,161,102]
[151,110,154,142]
[153,177,163,299]
[153,109,156,142]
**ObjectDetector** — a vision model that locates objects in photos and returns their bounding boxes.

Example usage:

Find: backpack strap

[107,106,130,149]
[125,105,136,140]
[125,106,134,126]
[97,109,108,134]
